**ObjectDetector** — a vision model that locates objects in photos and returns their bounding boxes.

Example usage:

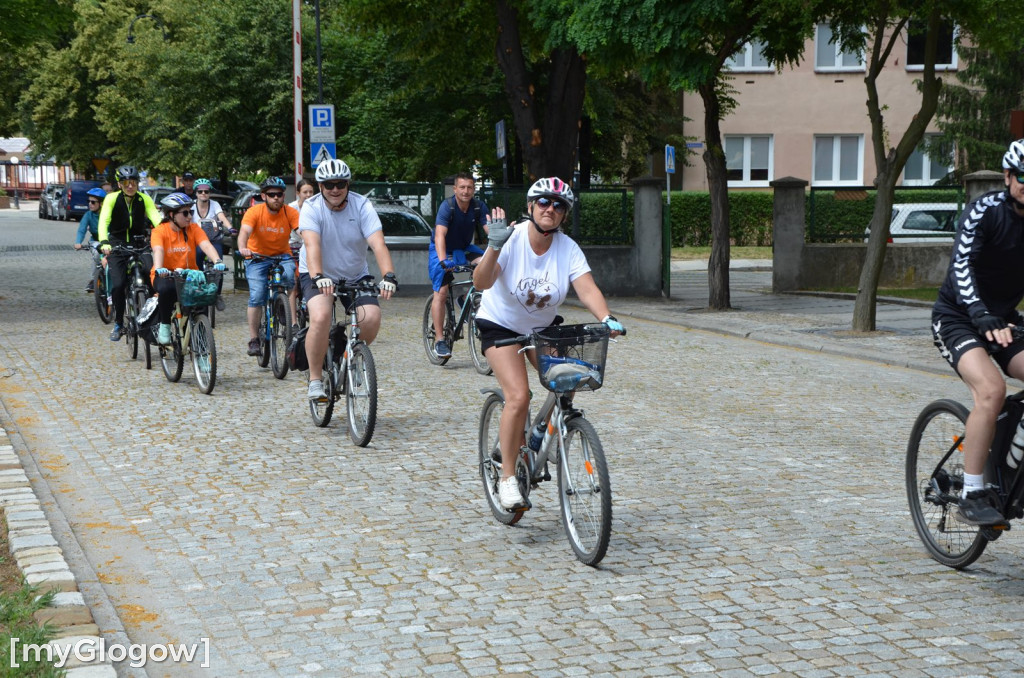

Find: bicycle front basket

[174,271,218,309]
[533,323,610,393]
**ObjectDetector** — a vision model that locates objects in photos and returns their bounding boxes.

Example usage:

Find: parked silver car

[38,183,63,220]
[864,203,961,243]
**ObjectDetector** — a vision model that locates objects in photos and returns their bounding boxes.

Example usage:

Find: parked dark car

[210,179,260,199]
[370,196,433,246]
[61,180,106,221]
[38,183,63,220]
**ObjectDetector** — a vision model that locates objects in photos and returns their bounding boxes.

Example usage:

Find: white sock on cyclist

[962,472,985,498]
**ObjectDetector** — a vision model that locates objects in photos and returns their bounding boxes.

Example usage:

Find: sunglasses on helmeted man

[321,180,349,191]
[535,197,568,213]
[1015,173,1024,184]
[88,199,100,205]
[196,189,210,194]
[264,191,284,198]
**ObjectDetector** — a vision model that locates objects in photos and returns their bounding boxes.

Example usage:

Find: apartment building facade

[675,22,959,191]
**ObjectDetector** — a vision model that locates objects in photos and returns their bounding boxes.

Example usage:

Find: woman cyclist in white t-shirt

[473,177,625,512]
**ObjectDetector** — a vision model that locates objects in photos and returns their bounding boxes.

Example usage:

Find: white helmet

[527,177,575,211]
[1003,139,1024,174]
[315,159,351,183]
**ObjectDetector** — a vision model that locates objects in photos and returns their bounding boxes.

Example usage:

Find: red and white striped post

[292,0,303,182]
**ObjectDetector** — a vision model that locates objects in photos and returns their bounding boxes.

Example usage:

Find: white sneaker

[156,323,172,345]
[307,379,327,401]
[498,477,526,510]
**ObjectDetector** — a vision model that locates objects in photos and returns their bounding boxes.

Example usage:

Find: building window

[815,23,864,71]
[813,135,863,185]
[725,41,772,71]
[725,136,773,186]
[906,19,957,71]
[903,135,953,185]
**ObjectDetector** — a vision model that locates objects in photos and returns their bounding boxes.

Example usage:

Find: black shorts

[932,312,1024,374]
[298,273,379,313]
[475,318,528,353]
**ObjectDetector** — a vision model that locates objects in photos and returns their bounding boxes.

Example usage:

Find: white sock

[962,473,985,498]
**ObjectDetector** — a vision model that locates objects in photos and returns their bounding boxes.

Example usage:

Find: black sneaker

[955,489,1009,528]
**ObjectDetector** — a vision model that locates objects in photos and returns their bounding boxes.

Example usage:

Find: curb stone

[0,425,116,677]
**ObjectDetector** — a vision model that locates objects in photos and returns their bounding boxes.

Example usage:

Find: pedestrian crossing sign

[311,143,336,168]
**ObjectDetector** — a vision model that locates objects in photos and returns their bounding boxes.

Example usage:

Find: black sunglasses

[88,199,100,204]
[321,180,349,191]
[174,209,191,217]
[264,191,285,198]
[1015,173,1024,184]
[196,189,210,194]
[535,197,568,213]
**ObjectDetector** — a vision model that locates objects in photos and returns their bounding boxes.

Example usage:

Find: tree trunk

[700,82,731,310]
[852,10,943,331]
[494,0,585,182]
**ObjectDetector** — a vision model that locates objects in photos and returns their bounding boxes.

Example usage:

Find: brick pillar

[964,170,1005,202]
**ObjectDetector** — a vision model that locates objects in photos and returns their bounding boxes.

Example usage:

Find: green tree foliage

[931,45,1024,176]
[0,0,75,137]
[564,0,819,309]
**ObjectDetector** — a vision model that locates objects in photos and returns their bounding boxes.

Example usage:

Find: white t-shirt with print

[297,192,382,282]
[477,223,591,336]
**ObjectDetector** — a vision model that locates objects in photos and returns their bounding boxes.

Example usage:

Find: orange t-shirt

[242,204,299,256]
[150,221,210,283]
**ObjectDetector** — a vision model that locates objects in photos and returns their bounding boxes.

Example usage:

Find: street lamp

[9,156,18,209]
[127,14,168,44]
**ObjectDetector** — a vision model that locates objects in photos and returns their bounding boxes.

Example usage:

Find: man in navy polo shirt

[428,172,489,358]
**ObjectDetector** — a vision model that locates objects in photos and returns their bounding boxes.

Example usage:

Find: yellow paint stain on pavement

[97,572,122,584]
[117,604,159,624]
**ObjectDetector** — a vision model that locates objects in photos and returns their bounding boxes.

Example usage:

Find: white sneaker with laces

[307,379,327,401]
[498,477,525,510]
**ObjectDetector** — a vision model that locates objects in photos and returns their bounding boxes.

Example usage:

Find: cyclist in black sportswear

[98,164,163,341]
[931,139,1024,527]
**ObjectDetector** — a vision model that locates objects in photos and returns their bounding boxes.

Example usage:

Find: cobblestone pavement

[4,209,1024,677]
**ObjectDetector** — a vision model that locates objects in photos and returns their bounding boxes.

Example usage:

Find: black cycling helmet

[260,176,286,192]
[115,165,140,182]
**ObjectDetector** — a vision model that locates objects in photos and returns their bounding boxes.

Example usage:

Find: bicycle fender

[480,386,504,400]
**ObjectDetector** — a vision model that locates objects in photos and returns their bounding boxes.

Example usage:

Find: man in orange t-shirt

[150,193,226,345]
[237,176,300,356]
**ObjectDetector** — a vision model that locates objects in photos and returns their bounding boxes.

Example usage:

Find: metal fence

[1,161,77,201]
[807,184,965,242]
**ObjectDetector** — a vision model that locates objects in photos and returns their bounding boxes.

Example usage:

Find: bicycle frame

[445,273,479,344]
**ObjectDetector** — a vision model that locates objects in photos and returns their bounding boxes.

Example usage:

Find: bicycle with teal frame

[421,263,490,375]
[247,253,293,379]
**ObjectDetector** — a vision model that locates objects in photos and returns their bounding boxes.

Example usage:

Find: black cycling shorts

[932,312,1024,375]
[298,273,379,313]
[476,318,528,354]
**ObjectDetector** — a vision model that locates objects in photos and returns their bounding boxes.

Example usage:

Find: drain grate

[0,245,72,253]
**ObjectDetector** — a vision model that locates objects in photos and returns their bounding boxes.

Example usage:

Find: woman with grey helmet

[930,138,1024,528]
[472,177,624,511]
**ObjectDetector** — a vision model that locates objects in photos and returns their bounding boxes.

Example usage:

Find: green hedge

[807,187,964,241]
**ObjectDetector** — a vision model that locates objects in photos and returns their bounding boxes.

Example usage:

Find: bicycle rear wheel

[270,292,292,379]
[346,343,377,447]
[257,311,271,367]
[94,269,112,324]
[310,358,335,427]
[906,399,988,569]
[478,394,523,526]
[160,320,184,382]
[190,314,217,394]
[558,417,612,566]
[422,296,450,365]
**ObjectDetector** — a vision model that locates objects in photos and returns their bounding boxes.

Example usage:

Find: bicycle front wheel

[94,269,112,324]
[126,290,147,360]
[270,292,292,379]
[906,399,988,569]
[468,311,491,376]
[346,343,378,447]
[421,296,449,365]
[478,394,522,526]
[160,321,184,383]
[558,417,612,566]
[190,314,217,394]
[310,357,336,428]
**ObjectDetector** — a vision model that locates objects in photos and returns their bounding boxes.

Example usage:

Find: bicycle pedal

[506,498,532,513]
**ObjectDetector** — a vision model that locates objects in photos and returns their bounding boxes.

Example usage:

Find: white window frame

[725,41,773,72]
[905,20,959,72]
[902,134,953,185]
[812,134,864,186]
[725,135,774,187]
[814,23,865,72]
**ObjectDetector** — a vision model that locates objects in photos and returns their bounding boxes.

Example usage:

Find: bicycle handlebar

[442,264,476,274]
[245,253,291,264]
